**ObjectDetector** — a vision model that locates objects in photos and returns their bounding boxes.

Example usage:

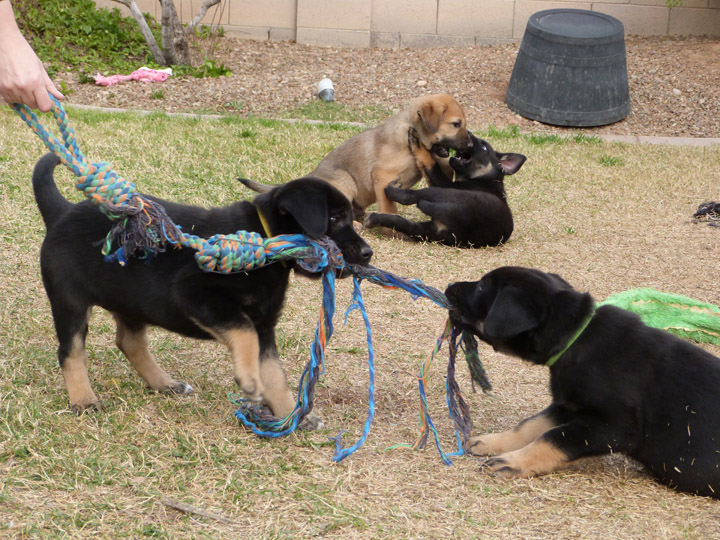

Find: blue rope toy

[14,97,491,463]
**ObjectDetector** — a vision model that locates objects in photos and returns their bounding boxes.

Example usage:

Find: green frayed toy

[600,288,720,346]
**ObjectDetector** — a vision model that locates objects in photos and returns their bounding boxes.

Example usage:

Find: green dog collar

[545,309,596,367]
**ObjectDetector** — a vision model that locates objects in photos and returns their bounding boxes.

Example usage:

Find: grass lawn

[1,105,720,539]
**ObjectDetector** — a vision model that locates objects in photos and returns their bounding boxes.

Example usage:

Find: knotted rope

[15,96,334,273]
[15,97,489,463]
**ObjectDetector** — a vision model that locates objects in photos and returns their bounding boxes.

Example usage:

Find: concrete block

[628,0,707,7]
[513,1,593,38]
[371,32,402,48]
[297,28,372,47]
[269,27,298,41]
[592,0,632,5]
[438,0,515,39]
[371,0,438,33]
[227,0,297,28]
[669,6,720,34]
[399,33,477,47]
[298,0,371,30]
[598,4,669,34]
[223,25,271,40]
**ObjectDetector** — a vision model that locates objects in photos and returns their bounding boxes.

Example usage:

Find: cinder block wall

[93,0,720,47]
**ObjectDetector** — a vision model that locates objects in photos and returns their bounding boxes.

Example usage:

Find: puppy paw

[467,435,496,456]
[163,380,194,396]
[363,212,379,229]
[481,441,568,478]
[482,456,522,478]
[299,412,325,431]
[234,375,265,402]
[70,400,103,415]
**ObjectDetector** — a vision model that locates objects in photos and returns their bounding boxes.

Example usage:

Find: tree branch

[185,0,222,34]
[111,0,165,65]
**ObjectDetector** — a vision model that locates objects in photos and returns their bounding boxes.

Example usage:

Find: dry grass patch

[1,107,720,538]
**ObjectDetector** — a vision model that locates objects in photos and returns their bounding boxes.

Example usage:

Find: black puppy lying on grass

[364,132,526,247]
[32,153,372,423]
[446,266,720,498]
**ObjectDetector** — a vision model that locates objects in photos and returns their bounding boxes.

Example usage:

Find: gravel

[60,35,720,138]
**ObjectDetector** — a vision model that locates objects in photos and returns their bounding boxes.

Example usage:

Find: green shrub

[13,0,158,77]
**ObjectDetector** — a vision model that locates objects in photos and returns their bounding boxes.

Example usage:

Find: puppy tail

[32,153,72,227]
[237,177,274,194]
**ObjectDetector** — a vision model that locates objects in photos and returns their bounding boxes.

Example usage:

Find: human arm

[0,0,64,111]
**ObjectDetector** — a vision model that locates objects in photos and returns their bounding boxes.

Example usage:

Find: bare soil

[59,35,720,138]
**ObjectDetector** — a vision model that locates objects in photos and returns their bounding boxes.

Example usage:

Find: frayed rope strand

[330,275,376,462]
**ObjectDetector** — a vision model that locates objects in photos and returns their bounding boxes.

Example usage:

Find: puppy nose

[360,245,373,264]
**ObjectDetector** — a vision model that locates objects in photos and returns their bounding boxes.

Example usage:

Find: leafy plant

[13,0,158,77]
[171,58,232,79]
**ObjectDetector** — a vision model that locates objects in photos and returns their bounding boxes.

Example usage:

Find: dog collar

[545,308,596,367]
[256,207,273,237]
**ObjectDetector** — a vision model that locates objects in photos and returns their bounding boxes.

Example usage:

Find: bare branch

[111,0,165,65]
[185,0,222,34]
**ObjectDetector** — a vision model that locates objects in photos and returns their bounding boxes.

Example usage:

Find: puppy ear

[498,153,527,175]
[416,100,446,134]
[484,285,542,339]
[277,191,328,238]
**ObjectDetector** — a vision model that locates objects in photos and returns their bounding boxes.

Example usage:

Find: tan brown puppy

[242,94,472,223]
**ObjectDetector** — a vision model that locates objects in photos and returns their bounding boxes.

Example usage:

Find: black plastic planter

[505,9,631,127]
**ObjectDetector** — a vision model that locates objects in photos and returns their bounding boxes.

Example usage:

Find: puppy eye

[453,121,462,128]
[329,216,339,224]
[482,145,487,152]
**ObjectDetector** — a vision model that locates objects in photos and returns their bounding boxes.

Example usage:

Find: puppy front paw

[234,375,265,403]
[481,441,568,478]
[482,456,522,478]
[363,212,380,229]
[162,380,194,396]
[467,435,496,456]
[70,400,103,415]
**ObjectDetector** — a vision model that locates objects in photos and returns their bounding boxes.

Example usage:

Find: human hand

[0,22,64,112]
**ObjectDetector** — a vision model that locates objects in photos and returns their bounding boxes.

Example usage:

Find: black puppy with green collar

[446,266,720,498]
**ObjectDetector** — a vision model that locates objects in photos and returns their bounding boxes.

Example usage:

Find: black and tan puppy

[445,266,720,498]
[242,94,472,223]
[33,153,372,420]
[364,133,525,247]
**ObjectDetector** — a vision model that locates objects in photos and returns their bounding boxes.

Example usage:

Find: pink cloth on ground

[94,67,171,87]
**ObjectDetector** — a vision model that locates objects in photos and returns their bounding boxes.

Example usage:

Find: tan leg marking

[484,439,569,478]
[210,328,264,401]
[259,353,324,430]
[114,317,192,395]
[468,413,556,456]
[259,355,295,418]
[62,334,100,413]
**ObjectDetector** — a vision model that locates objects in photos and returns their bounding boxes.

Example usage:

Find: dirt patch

[57,35,720,138]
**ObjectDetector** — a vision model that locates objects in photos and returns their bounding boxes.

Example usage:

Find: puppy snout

[359,244,373,264]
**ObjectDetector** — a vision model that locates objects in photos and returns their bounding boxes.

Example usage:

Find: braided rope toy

[14,97,489,463]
